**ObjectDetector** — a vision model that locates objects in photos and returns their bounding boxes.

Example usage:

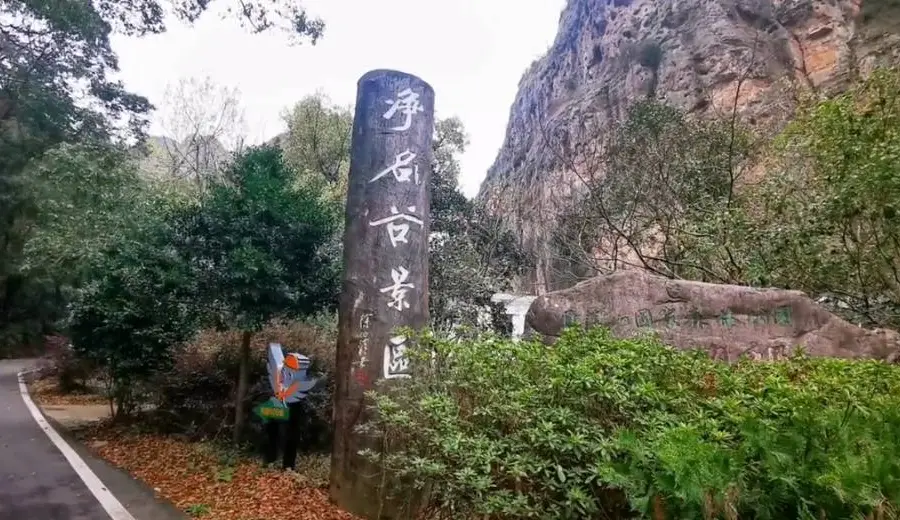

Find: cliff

[477,0,900,294]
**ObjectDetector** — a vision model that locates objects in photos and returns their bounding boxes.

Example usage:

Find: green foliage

[736,68,900,327]
[172,145,341,331]
[1,143,190,356]
[21,143,156,281]
[68,221,199,418]
[366,328,900,519]
[557,68,900,329]
[556,99,752,283]
[428,118,530,332]
[185,503,211,517]
[281,93,353,200]
[0,0,325,352]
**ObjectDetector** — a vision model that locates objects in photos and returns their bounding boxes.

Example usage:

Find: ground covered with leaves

[77,422,358,520]
[32,378,357,520]
[29,376,108,406]
[82,425,355,520]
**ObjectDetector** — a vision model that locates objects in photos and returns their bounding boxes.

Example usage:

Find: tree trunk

[233,330,253,445]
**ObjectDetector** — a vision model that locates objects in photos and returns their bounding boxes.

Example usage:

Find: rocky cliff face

[478,0,900,294]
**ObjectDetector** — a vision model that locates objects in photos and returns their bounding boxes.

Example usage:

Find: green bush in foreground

[363,328,900,520]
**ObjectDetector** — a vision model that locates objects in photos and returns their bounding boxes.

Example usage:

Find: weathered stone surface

[331,69,435,518]
[478,0,900,293]
[526,270,900,362]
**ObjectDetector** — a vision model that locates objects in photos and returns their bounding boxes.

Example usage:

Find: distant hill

[134,134,232,186]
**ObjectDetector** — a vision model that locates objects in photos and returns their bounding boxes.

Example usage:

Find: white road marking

[17,370,136,520]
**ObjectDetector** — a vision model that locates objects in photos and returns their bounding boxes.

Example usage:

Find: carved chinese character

[369,150,420,184]
[379,266,415,311]
[689,310,710,328]
[774,306,792,326]
[384,335,412,379]
[357,312,374,368]
[635,309,653,328]
[383,88,424,131]
[719,309,736,328]
[661,308,679,329]
[369,205,424,247]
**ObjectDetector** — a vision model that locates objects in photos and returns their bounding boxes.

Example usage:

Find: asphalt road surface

[0,359,185,520]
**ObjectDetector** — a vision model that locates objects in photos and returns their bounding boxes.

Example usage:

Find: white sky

[111,0,565,197]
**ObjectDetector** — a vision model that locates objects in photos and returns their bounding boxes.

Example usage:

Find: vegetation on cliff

[555,68,900,330]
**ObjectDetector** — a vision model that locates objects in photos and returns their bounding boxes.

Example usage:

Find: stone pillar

[330,69,435,518]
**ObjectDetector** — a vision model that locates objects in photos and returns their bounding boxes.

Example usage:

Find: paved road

[0,359,185,520]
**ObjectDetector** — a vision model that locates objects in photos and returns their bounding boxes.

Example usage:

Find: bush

[42,334,95,393]
[68,239,198,419]
[151,315,337,448]
[364,327,900,519]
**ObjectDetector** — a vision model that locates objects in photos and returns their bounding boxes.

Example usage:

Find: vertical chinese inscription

[331,70,435,517]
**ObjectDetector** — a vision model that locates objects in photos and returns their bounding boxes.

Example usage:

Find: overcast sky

[111,0,565,197]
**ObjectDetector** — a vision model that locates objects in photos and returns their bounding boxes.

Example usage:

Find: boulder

[526,271,900,362]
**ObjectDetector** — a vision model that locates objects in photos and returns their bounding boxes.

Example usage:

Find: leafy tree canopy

[172,144,341,332]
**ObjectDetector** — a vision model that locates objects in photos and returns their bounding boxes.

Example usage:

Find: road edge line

[17,369,137,520]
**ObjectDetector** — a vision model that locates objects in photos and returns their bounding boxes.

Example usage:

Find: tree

[21,144,153,281]
[741,68,900,328]
[1,0,323,180]
[68,233,198,419]
[281,93,353,194]
[64,175,198,418]
[0,0,324,351]
[153,76,248,188]
[3,142,178,353]
[547,100,754,285]
[171,145,340,443]
[427,118,529,333]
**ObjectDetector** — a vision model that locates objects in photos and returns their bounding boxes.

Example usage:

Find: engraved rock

[526,270,900,362]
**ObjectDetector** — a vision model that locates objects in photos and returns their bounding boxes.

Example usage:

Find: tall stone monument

[330,70,435,517]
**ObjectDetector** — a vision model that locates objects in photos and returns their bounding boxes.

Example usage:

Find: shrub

[151,314,337,448]
[364,327,900,519]
[42,334,95,393]
[637,41,663,70]
[68,239,198,419]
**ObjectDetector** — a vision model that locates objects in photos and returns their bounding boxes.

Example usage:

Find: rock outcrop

[478,0,900,293]
[526,270,900,361]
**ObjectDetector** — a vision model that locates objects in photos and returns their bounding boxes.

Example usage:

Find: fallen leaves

[81,424,361,520]
[29,377,108,406]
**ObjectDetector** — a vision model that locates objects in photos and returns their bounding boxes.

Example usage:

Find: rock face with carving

[526,270,900,362]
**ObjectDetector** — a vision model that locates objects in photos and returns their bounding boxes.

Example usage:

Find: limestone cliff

[478,0,900,294]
